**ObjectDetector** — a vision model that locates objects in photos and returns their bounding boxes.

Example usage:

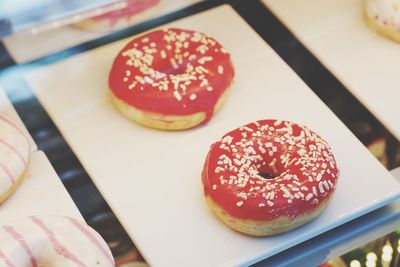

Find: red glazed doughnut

[202,120,339,236]
[109,28,234,130]
[74,0,161,32]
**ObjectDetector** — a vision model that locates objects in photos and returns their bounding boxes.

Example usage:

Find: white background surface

[0,86,36,151]
[263,0,400,141]
[25,5,400,266]
[0,151,83,224]
[3,0,203,63]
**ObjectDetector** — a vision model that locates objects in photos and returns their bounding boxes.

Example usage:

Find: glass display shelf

[0,0,122,37]
[1,0,400,266]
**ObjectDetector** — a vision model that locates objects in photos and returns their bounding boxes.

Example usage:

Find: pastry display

[74,0,161,32]
[366,0,400,42]
[109,28,235,130]
[202,120,339,236]
[0,113,30,204]
[4,0,400,265]
[0,216,114,266]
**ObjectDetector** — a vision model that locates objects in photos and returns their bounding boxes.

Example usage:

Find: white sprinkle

[265,142,273,147]
[144,76,153,84]
[270,191,275,199]
[236,201,244,207]
[323,180,330,190]
[142,37,149,43]
[329,161,335,169]
[200,79,208,87]
[293,180,301,186]
[305,193,313,201]
[319,182,325,194]
[173,91,182,101]
[234,159,241,165]
[161,50,167,59]
[281,187,291,197]
[196,65,209,73]
[258,203,265,207]
[267,200,274,207]
[297,149,307,156]
[312,186,318,196]
[128,82,137,90]
[207,86,213,91]
[198,56,213,64]
[170,58,178,69]
[135,76,145,84]
[189,93,197,101]
[237,192,248,200]
[316,173,322,182]
[242,126,253,132]
[221,135,233,144]
[212,184,217,190]
[215,166,225,173]
[218,65,224,74]
[274,120,282,126]
[123,77,128,82]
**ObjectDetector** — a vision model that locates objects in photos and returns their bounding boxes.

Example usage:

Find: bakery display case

[0,0,203,63]
[1,0,400,266]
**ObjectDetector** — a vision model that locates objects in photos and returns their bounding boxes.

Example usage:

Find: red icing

[202,120,339,221]
[109,28,234,124]
[92,0,160,26]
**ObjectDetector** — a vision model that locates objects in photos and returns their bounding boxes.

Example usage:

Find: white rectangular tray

[263,0,400,141]
[3,0,202,63]
[25,5,400,266]
[0,86,36,151]
[0,151,82,224]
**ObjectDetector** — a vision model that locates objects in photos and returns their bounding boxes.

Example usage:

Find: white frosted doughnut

[366,0,400,42]
[0,113,30,204]
[0,216,114,266]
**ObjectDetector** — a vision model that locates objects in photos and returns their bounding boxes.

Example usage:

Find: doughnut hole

[151,55,197,77]
[253,142,288,181]
[257,163,280,180]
